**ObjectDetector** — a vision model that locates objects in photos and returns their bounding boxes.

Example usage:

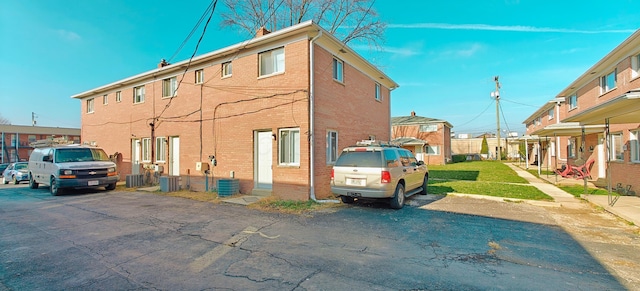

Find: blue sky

[1,0,638,137]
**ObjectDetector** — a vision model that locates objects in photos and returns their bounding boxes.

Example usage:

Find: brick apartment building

[0,125,81,163]
[524,28,640,194]
[71,21,398,200]
[391,111,452,165]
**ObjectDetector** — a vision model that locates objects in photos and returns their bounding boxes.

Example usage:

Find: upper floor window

[134,86,145,104]
[162,77,177,98]
[327,131,338,164]
[630,129,640,163]
[86,98,94,113]
[103,94,108,105]
[279,128,300,165]
[333,58,343,82]
[222,62,232,77]
[610,132,624,161]
[548,108,554,120]
[375,83,381,101]
[419,124,438,132]
[568,94,577,110]
[259,47,284,77]
[195,69,204,84]
[600,69,616,94]
[535,117,541,126]
[632,54,640,79]
[116,91,122,102]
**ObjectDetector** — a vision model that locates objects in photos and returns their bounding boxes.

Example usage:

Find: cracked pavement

[0,185,636,290]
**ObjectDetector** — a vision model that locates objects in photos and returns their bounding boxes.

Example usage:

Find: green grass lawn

[559,185,610,197]
[427,161,553,201]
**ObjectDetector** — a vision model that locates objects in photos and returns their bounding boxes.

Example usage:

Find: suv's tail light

[381,171,391,183]
[330,169,334,181]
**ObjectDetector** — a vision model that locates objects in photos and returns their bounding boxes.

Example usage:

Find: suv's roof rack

[29,137,76,148]
[353,140,400,147]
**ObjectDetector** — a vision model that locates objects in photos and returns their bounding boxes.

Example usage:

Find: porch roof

[531,122,605,136]
[392,137,427,146]
[563,90,640,125]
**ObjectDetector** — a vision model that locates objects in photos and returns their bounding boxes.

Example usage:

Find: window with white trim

[222,62,232,77]
[610,133,624,161]
[548,108,554,120]
[103,94,108,105]
[116,91,121,102]
[162,77,177,98]
[632,54,640,79]
[375,83,381,101]
[550,141,556,157]
[134,86,145,103]
[631,129,640,162]
[426,145,440,155]
[279,128,300,165]
[568,138,576,158]
[142,138,151,162]
[156,137,166,162]
[86,98,94,113]
[28,135,36,144]
[259,47,284,76]
[333,58,343,82]
[600,69,617,94]
[420,124,438,132]
[327,131,338,164]
[195,69,204,84]
[568,94,577,110]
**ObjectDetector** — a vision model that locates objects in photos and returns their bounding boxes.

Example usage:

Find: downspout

[308,30,338,203]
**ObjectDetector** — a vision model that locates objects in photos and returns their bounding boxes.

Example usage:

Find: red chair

[571,159,594,180]
[555,164,574,178]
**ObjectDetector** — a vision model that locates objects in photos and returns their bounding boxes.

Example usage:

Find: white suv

[330,141,428,209]
[28,145,119,196]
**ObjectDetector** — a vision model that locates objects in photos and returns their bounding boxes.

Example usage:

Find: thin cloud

[350,44,421,57]
[439,43,484,58]
[387,23,635,34]
[55,29,81,41]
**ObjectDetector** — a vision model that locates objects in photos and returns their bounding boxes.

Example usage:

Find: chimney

[158,59,169,68]
[255,27,271,37]
[411,111,416,117]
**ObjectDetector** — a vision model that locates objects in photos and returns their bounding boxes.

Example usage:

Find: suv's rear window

[55,148,110,163]
[335,151,383,167]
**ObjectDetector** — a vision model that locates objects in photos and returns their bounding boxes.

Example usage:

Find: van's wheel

[340,196,355,204]
[50,177,60,196]
[389,183,405,209]
[420,175,428,195]
[29,175,39,189]
[105,183,116,191]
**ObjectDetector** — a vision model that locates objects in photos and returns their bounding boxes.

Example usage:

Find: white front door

[132,139,141,175]
[255,131,273,189]
[170,137,180,176]
[597,134,605,178]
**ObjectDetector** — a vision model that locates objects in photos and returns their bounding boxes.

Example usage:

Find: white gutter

[308,30,338,203]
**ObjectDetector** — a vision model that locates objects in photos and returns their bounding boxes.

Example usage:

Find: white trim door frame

[255,131,273,189]
[169,136,180,176]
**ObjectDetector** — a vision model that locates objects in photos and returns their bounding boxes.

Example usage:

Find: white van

[28,145,119,195]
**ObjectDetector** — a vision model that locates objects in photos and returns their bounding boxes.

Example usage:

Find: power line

[167,1,216,63]
[454,99,494,127]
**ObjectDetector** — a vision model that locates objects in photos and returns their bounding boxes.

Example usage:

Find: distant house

[71,21,398,200]
[391,111,452,165]
[0,125,81,163]
[524,28,640,193]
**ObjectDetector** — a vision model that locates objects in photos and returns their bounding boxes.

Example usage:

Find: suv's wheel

[105,183,116,191]
[50,177,61,196]
[340,196,355,204]
[389,183,405,209]
[420,175,428,195]
[29,174,39,189]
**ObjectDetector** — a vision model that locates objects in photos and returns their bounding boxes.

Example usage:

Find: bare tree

[0,113,10,125]
[220,0,385,46]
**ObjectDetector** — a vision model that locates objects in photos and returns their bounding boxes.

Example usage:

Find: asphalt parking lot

[0,184,636,290]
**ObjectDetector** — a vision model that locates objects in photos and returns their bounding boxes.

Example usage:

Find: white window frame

[631,129,640,163]
[568,138,576,158]
[116,91,122,102]
[548,108,554,120]
[375,83,381,101]
[156,137,166,162]
[162,77,177,98]
[600,69,617,94]
[134,86,145,104]
[259,47,285,77]
[333,58,343,82]
[610,132,624,161]
[195,69,204,84]
[550,141,556,157]
[419,124,438,132]
[279,128,300,166]
[632,54,640,79]
[222,62,232,77]
[141,138,151,162]
[426,145,440,155]
[568,94,577,110]
[327,131,338,164]
[86,98,94,113]
[103,94,108,105]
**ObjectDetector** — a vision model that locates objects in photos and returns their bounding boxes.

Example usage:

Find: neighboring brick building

[71,21,398,200]
[391,111,452,165]
[0,125,81,163]
[524,28,640,194]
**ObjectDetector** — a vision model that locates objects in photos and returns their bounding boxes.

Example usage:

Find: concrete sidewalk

[506,163,640,226]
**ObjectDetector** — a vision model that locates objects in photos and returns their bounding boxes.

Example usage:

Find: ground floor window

[327,131,338,164]
[610,133,624,161]
[156,137,166,162]
[426,145,440,155]
[279,128,300,165]
[630,130,639,162]
[142,138,151,162]
[568,138,576,158]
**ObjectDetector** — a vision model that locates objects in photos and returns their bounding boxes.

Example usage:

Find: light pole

[491,76,501,161]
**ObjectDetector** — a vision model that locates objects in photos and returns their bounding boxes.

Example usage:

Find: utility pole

[31,112,37,126]
[492,76,501,161]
